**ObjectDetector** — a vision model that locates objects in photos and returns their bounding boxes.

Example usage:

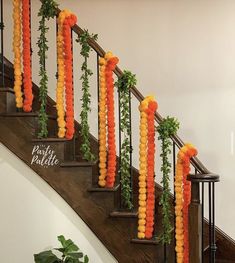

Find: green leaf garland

[77,30,98,161]
[116,70,137,210]
[37,0,58,138]
[157,116,179,244]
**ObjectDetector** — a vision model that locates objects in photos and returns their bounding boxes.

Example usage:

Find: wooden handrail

[188,173,220,183]
[57,8,212,175]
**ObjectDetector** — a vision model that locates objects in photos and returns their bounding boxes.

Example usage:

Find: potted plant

[34,235,89,263]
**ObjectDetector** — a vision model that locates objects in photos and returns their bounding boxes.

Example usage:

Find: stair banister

[67,9,210,175]
[0,5,221,261]
[64,9,220,261]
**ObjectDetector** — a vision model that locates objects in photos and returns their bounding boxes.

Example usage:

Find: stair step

[131,238,159,245]
[60,161,96,167]
[32,138,71,142]
[0,112,56,119]
[88,184,120,192]
[110,210,138,218]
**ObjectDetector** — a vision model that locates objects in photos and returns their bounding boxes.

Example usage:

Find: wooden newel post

[188,176,202,263]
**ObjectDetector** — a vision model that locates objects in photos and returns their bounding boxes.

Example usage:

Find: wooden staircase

[1,7,235,261]
[0,58,173,263]
[1,51,235,263]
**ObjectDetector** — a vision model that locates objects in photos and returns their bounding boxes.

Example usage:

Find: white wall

[2,0,235,240]
[0,143,117,263]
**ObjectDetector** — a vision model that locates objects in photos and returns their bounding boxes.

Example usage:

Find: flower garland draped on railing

[56,10,66,138]
[98,57,107,187]
[12,0,33,111]
[98,52,119,188]
[105,52,119,188]
[137,96,158,239]
[56,10,77,140]
[37,0,58,138]
[22,0,33,112]
[12,0,23,109]
[145,100,158,239]
[175,143,197,263]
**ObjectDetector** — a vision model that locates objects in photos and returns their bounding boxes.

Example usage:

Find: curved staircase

[1,4,235,262]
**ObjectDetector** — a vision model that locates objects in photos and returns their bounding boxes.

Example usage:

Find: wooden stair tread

[110,210,138,218]
[0,112,56,119]
[32,138,71,142]
[88,184,120,192]
[131,238,159,245]
[60,161,95,167]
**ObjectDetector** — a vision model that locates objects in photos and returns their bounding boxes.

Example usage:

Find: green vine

[157,116,179,244]
[77,30,98,161]
[116,70,137,210]
[37,0,58,138]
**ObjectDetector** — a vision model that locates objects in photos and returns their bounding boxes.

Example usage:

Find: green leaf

[67,252,83,259]
[84,255,89,263]
[34,251,61,263]
[37,0,58,138]
[157,116,180,244]
[77,29,98,162]
[57,235,66,248]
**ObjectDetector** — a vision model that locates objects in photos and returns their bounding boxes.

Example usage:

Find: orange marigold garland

[22,0,33,112]
[12,0,23,108]
[98,57,107,187]
[138,96,157,239]
[145,100,158,239]
[105,52,119,188]
[56,10,67,138]
[175,143,197,263]
[63,13,77,140]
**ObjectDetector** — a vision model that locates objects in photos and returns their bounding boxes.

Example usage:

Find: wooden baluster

[188,176,202,263]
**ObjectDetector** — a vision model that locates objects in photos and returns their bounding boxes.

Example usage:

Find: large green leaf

[34,250,61,263]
